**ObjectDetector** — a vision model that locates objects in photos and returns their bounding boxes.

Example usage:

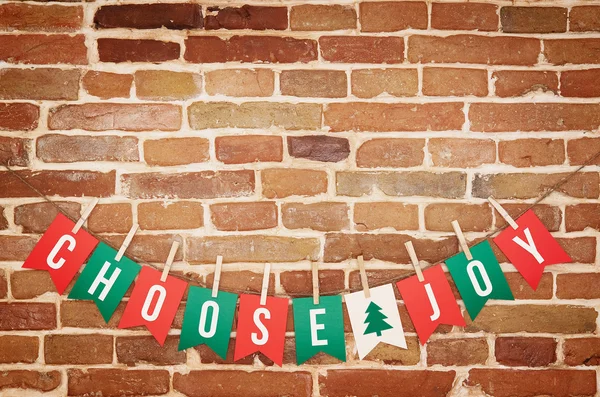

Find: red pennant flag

[22,213,98,294]
[119,266,187,345]
[493,209,571,290]
[396,264,465,345]
[234,294,288,366]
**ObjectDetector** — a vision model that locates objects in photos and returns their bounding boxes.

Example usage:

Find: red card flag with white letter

[234,294,288,366]
[22,213,98,294]
[493,209,571,290]
[119,266,187,345]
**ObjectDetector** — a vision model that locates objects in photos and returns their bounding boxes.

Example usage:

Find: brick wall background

[0,0,599,396]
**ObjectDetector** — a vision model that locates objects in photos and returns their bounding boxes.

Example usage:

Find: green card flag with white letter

[446,240,514,320]
[179,286,237,358]
[292,295,346,365]
[68,242,141,322]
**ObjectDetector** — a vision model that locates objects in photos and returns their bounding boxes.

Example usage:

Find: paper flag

[234,294,288,366]
[345,284,407,359]
[446,240,513,320]
[118,266,187,345]
[493,209,571,290]
[68,242,141,322]
[22,213,98,294]
[179,286,237,358]
[396,264,465,345]
[292,295,346,365]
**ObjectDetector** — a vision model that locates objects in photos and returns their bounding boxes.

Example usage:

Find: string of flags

[21,197,572,365]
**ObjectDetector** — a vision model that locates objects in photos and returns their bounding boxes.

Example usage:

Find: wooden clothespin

[357,255,370,299]
[451,220,473,261]
[161,241,179,282]
[311,258,320,305]
[488,196,519,230]
[405,241,424,282]
[72,198,99,234]
[260,262,271,306]
[211,255,223,298]
[115,224,138,261]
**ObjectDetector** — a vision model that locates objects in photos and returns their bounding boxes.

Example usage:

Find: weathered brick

[360,2,427,32]
[281,70,347,98]
[429,138,495,168]
[0,136,29,167]
[325,103,464,132]
[280,270,345,295]
[544,39,600,65]
[495,337,557,367]
[37,134,138,163]
[290,5,356,31]
[206,270,275,295]
[205,6,287,30]
[493,70,558,97]
[0,103,39,131]
[11,270,57,299]
[564,338,600,365]
[117,336,185,366]
[262,169,327,198]
[559,237,597,264]
[61,301,124,329]
[498,139,564,167]
[189,102,321,130]
[0,303,56,330]
[425,203,492,232]
[0,371,60,393]
[431,3,498,31]
[0,170,115,198]
[14,201,80,234]
[561,69,600,97]
[505,272,553,300]
[351,69,418,98]
[205,69,274,97]
[0,4,83,31]
[360,336,420,365]
[501,7,567,33]
[144,138,209,166]
[45,334,113,364]
[0,210,6,231]
[135,70,201,100]
[0,336,38,363]
[95,3,203,29]
[68,369,170,397]
[354,202,419,231]
[288,135,350,162]
[216,135,282,164]
[0,34,86,64]
[211,202,277,231]
[102,234,183,263]
[195,338,258,365]
[427,338,488,366]
[566,204,600,232]
[349,269,411,299]
[320,36,404,63]
[138,201,203,230]
[87,203,132,234]
[187,236,319,263]
[557,274,600,299]
[570,6,600,32]
[0,236,38,261]
[282,202,349,231]
[494,204,562,232]
[568,138,600,166]
[0,68,79,100]
[408,35,540,65]
[83,71,132,99]
[98,39,180,63]
[423,68,488,96]
[356,138,424,168]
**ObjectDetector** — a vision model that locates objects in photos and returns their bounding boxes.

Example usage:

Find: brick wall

[0,0,599,396]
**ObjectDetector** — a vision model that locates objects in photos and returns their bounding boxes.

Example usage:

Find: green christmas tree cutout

[363,301,393,336]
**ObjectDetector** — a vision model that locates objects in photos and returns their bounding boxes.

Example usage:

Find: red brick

[429,138,495,168]
[431,3,498,31]
[0,136,29,166]
[354,202,419,231]
[45,334,113,364]
[0,4,83,31]
[95,3,202,29]
[501,7,567,33]
[61,301,124,329]
[14,201,80,233]
[103,234,183,263]
[0,236,37,261]
[288,135,350,162]
[559,237,597,264]
[499,139,565,167]
[0,68,80,100]
[185,35,317,63]
[320,36,404,63]
[326,102,464,132]
[470,103,600,132]
[211,202,277,231]
[356,138,424,168]
[423,68,488,96]
[544,39,600,65]
[564,338,600,365]
[557,273,600,299]
[0,303,56,330]
[138,201,203,230]
[570,7,600,32]
[0,103,39,131]
[0,336,38,363]
[282,202,349,231]
[290,5,356,31]
[216,135,282,164]
[68,369,170,397]
[82,71,132,99]
[493,70,558,97]
[408,35,540,65]
[425,203,492,232]
[98,39,179,63]
[494,204,561,232]
[280,270,345,295]
[0,170,115,198]
[495,337,557,367]
[49,103,181,131]
[505,272,553,300]
[0,34,86,64]
[87,203,132,234]
[117,336,185,366]
[568,138,600,166]
[11,270,57,299]
[351,68,418,98]
[427,338,488,366]
[0,371,60,393]
[0,270,6,298]
[205,69,274,97]
[37,134,138,163]
[262,168,327,198]
[195,339,263,365]
[561,69,600,97]
[361,336,420,365]
[205,5,287,30]
[144,138,209,166]
[360,2,427,32]
[566,204,600,232]
[319,370,455,397]
[349,269,411,299]
[466,369,596,397]
[281,70,347,98]
[206,270,275,295]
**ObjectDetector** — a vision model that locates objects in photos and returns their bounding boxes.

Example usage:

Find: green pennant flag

[292,295,346,365]
[446,240,514,320]
[179,286,237,358]
[68,242,141,322]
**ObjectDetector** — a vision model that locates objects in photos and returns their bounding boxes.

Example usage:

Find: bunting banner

[179,286,237,358]
[22,213,98,294]
[234,294,288,366]
[396,264,466,345]
[292,295,346,365]
[493,209,572,290]
[345,284,407,359]
[446,240,514,320]
[68,242,141,322]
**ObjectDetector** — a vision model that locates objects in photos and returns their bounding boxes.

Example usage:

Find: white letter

[141,285,167,322]
[424,283,441,321]
[466,260,493,297]
[309,308,328,346]
[251,308,270,346]
[88,261,122,301]
[199,301,219,338]
[512,227,544,264]
[46,235,76,270]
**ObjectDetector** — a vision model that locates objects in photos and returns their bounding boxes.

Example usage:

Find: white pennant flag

[345,283,407,359]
